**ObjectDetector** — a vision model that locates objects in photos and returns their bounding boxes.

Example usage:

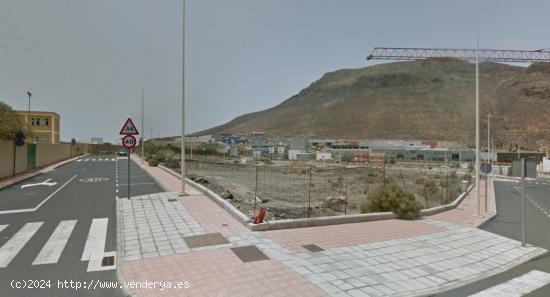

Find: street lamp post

[141,88,145,160]
[475,37,481,216]
[180,0,188,196]
[27,91,32,112]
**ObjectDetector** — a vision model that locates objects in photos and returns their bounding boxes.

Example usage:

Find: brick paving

[119,192,205,261]
[263,219,445,253]
[429,179,496,228]
[119,159,546,297]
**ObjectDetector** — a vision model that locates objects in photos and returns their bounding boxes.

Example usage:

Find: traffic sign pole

[120,118,139,200]
[128,148,131,199]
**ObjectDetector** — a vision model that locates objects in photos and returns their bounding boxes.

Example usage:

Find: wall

[0,140,89,179]
[0,140,29,178]
[35,143,72,168]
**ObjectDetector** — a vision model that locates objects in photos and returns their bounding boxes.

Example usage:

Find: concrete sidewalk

[118,158,545,297]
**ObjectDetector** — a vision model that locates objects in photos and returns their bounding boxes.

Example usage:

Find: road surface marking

[0,175,78,215]
[91,158,96,161]
[119,183,157,186]
[0,225,7,233]
[76,159,82,162]
[32,220,76,265]
[83,159,89,161]
[469,270,550,296]
[81,218,107,261]
[21,178,58,189]
[81,218,113,271]
[0,222,43,268]
[111,158,115,161]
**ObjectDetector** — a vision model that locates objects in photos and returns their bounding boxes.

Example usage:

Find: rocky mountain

[195,59,550,151]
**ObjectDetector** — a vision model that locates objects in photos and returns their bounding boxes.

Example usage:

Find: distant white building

[316,151,332,161]
[90,137,103,144]
[288,149,307,160]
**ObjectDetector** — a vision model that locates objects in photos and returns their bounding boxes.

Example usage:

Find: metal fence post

[345,162,349,215]
[308,164,312,218]
[254,165,258,218]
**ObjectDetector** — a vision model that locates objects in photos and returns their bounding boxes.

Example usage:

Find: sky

[1,0,549,142]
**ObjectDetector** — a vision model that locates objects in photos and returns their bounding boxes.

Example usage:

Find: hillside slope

[196,59,550,150]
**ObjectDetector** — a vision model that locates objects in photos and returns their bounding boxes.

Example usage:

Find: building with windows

[16,110,60,144]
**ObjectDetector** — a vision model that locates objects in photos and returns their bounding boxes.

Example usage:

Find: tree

[0,101,29,140]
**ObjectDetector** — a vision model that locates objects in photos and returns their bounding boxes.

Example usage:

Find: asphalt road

[437,179,550,297]
[0,154,162,297]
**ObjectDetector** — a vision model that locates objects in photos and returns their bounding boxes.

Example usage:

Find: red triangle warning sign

[119,118,139,135]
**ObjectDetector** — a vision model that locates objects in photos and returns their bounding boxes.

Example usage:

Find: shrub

[147,154,164,167]
[361,183,422,220]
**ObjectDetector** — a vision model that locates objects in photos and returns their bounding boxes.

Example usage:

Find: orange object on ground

[253,207,267,224]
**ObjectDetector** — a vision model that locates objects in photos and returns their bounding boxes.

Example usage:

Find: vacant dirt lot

[185,159,466,220]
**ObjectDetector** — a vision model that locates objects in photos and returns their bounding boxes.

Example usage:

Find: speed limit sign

[122,135,137,149]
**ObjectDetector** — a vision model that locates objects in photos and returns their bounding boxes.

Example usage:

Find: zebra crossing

[0,219,114,271]
[469,270,550,296]
[77,158,116,162]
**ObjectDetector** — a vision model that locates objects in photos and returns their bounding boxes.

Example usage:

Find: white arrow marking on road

[21,178,58,189]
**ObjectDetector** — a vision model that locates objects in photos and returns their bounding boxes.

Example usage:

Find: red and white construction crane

[366,46,550,220]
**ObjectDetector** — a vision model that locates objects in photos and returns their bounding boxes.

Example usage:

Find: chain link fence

[184,159,468,221]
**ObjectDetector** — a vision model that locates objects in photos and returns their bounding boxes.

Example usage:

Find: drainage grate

[231,245,270,263]
[302,244,324,252]
[102,256,115,267]
[183,233,228,248]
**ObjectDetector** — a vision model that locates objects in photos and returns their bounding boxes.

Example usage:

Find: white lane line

[118,183,157,186]
[91,158,96,162]
[76,160,82,162]
[469,270,550,297]
[0,225,7,233]
[0,175,78,215]
[83,159,89,161]
[111,158,115,161]
[32,220,77,265]
[81,218,112,272]
[98,158,103,161]
[0,222,43,268]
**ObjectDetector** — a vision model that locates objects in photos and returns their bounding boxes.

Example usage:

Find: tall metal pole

[27,91,31,112]
[486,114,490,211]
[475,37,481,216]
[128,149,131,199]
[141,88,144,160]
[521,158,526,247]
[180,0,187,195]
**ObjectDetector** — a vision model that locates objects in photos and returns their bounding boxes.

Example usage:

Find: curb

[157,164,251,225]
[421,247,549,297]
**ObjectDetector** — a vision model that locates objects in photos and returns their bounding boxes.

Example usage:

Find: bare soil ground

[184,159,466,221]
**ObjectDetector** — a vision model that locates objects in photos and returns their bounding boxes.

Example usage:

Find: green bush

[361,183,422,220]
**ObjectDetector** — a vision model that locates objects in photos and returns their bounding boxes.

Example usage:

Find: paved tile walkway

[263,219,445,253]
[119,193,205,260]
[429,179,496,228]
[119,158,546,297]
